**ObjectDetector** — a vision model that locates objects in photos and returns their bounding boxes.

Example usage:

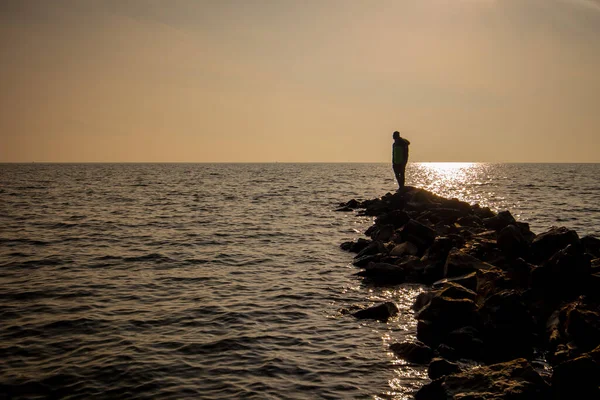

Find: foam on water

[1,163,598,399]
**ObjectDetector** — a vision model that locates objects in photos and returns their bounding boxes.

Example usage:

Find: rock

[352,254,380,267]
[356,262,406,285]
[472,204,496,219]
[413,282,477,314]
[444,248,497,278]
[420,236,455,282]
[371,224,395,242]
[340,238,371,253]
[552,354,600,399]
[497,224,529,258]
[564,303,600,352]
[483,210,516,231]
[428,357,462,380]
[352,302,398,322]
[374,210,410,229]
[480,290,535,362]
[505,258,535,289]
[390,242,419,257]
[335,206,354,212]
[592,258,600,273]
[354,241,386,259]
[397,220,437,252]
[416,358,550,400]
[433,272,478,292]
[515,221,536,243]
[582,235,600,258]
[475,268,507,301]
[530,226,580,263]
[444,326,485,360]
[389,341,434,364]
[456,215,484,229]
[417,296,478,345]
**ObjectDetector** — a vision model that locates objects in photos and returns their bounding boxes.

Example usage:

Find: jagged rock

[530,226,580,263]
[564,303,600,352]
[374,210,410,229]
[389,341,434,364]
[497,224,529,258]
[483,210,516,231]
[390,242,419,257]
[505,258,535,289]
[552,353,600,399]
[417,296,478,345]
[582,235,600,258]
[515,221,536,243]
[356,262,406,285]
[444,248,497,278]
[433,272,478,292]
[355,241,386,259]
[397,220,436,252]
[480,290,535,362]
[371,224,395,242]
[340,238,371,253]
[428,358,462,380]
[352,302,398,322]
[415,358,550,400]
[475,268,507,301]
[420,236,455,282]
[472,204,496,219]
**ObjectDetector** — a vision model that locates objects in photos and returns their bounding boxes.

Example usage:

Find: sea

[1,163,599,400]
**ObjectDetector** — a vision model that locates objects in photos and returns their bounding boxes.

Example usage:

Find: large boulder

[433,272,478,292]
[483,210,516,231]
[352,302,398,322]
[416,296,478,345]
[374,210,410,229]
[397,220,437,253]
[552,353,600,399]
[415,358,550,400]
[497,224,529,258]
[479,290,535,362]
[530,226,580,263]
[390,242,419,257]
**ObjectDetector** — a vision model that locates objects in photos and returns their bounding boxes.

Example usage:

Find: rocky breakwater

[338,186,600,399]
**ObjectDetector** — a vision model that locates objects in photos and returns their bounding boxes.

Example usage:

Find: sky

[1,0,599,162]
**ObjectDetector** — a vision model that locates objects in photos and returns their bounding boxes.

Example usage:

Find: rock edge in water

[339,186,600,399]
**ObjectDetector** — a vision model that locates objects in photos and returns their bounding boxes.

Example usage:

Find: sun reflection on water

[410,162,501,209]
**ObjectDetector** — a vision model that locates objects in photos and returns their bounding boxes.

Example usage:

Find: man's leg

[393,164,402,189]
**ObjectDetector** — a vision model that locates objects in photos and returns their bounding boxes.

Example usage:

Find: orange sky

[1,0,599,162]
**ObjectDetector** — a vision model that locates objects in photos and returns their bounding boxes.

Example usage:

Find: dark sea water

[1,163,599,399]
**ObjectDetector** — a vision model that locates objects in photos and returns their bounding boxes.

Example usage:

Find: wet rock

[340,238,371,253]
[416,358,550,400]
[389,341,434,364]
[428,358,462,380]
[370,224,395,242]
[335,206,355,212]
[420,236,455,282]
[390,242,419,257]
[352,254,380,267]
[530,226,580,263]
[564,303,600,352]
[444,248,497,278]
[374,210,410,229]
[456,215,484,229]
[352,302,398,322]
[497,224,529,258]
[356,262,406,285]
[483,210,516,231]
[354,241,386,259]
[475,268,507,301]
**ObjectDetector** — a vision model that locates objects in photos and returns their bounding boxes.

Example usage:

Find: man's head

[392,131,400,140]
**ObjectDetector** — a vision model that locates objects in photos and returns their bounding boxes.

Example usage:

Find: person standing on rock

[392,131,410,190]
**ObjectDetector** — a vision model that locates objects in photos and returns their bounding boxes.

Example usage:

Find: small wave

[123,253,173,263]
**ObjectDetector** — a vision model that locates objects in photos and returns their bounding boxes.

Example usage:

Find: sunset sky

[1,0,599,162]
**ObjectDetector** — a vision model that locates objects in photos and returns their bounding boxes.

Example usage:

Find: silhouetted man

[392,131,410,190]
